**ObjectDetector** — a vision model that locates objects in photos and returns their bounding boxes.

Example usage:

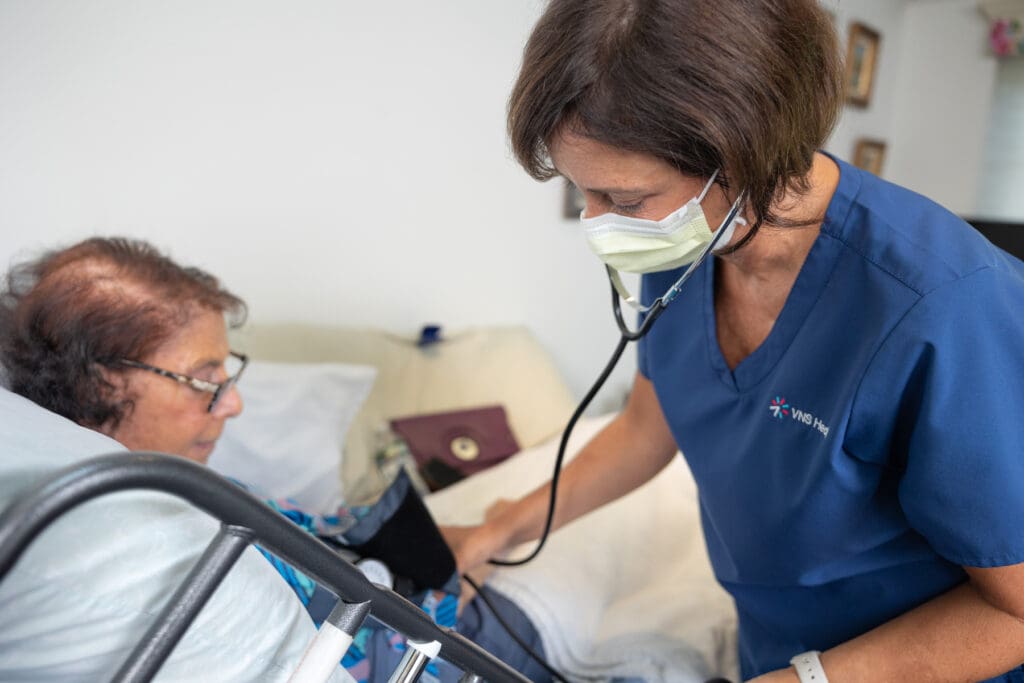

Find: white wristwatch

[789,650,828,683]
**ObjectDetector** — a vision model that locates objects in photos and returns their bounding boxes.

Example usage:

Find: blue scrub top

[638,156,1024,681]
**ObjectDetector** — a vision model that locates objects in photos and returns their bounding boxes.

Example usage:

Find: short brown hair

[0,237,247,429]
[508,0,842,235]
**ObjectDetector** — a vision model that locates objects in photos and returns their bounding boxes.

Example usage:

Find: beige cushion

[230,324,576,502]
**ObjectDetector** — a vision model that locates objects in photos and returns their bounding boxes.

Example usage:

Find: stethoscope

[491,193,747,567]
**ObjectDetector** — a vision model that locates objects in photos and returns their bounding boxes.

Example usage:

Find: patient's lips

[190,439,218,464]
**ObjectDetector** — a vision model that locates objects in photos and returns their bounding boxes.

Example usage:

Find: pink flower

[990,18,1023,57]
[991,19,1013,56]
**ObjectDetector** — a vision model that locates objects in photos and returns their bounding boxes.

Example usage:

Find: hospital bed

[0,451,526,682]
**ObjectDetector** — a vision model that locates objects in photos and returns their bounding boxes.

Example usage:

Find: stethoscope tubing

[489,329,629,567]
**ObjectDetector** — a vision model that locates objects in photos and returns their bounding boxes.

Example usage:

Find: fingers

[440,524,486,573]
[442,523,511,574]
[440,500,523,574]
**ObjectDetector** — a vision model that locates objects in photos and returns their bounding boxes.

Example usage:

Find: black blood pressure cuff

[329,469,457,595]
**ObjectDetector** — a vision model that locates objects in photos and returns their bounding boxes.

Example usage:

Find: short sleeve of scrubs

[849,264,1024,568]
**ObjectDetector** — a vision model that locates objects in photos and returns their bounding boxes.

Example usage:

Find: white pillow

[233,324,577,502]
[209,361,376,512]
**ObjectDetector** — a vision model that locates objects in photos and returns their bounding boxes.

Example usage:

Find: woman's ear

[91,363,132,439]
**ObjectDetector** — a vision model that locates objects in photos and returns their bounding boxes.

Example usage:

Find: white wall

[0,0,637,412]
[974,58,1024,220]
[0,0,1008,413]
[885,0,999,214]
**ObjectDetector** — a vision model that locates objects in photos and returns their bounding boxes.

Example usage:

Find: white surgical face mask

[580,169,746,275]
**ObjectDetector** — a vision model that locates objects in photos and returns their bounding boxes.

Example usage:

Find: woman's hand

[439,523,498,573]
[440,499,519,574]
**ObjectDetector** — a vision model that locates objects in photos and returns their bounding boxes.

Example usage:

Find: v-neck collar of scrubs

[702,154,862,393]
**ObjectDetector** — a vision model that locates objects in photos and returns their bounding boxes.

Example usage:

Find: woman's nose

[212,383,244,418]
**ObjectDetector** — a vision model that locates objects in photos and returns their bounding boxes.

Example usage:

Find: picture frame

[563,179,586,219]
[844,22,881,108]
[852,138,887,176]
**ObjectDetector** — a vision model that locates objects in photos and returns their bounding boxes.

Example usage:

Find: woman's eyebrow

[587,185,649,197]
[187,358,223,375]
[555,169,644,195]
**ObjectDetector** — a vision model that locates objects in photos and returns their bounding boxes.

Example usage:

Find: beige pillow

[231,324,576,502]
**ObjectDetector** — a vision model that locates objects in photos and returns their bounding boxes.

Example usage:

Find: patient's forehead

[144,307,230,372]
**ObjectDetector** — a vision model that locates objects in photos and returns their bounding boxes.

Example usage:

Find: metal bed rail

[0,452,529,683]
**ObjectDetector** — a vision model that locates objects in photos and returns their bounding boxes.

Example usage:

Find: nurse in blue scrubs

[446,1,1024,681]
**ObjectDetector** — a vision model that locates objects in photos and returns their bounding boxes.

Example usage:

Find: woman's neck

[720,152,840,283]
[712,152,840,368]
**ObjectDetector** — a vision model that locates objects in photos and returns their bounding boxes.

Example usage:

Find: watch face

[356,558,394,589]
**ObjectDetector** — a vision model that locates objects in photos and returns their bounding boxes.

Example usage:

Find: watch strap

[789,650,828,683]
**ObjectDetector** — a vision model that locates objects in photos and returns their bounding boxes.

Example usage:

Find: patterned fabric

[231,476,460,682]
[342,588,460,683]
[262,494,363,538]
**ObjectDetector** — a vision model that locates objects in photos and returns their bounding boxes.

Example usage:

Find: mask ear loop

[696,168,720,203]
[661,192,745,306]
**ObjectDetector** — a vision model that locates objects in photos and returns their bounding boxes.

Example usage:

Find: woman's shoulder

[825,157,1022,298]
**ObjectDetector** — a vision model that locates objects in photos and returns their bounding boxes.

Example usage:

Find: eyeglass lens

[208,354,246,412]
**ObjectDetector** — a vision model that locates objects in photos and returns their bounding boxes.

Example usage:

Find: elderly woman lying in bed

[0,237,549,682]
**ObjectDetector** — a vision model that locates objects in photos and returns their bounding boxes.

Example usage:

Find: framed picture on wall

[845,22,881,107]
[852,138,887,176]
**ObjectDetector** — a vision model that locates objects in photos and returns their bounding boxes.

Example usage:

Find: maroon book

[390,405,520,488]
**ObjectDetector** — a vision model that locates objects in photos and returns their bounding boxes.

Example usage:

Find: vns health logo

[768,395,830,438]
[769,396,790,419]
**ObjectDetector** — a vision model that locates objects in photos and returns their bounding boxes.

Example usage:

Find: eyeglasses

[115,351,249,413]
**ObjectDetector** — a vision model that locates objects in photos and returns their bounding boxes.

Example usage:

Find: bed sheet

[426,413,739,683]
